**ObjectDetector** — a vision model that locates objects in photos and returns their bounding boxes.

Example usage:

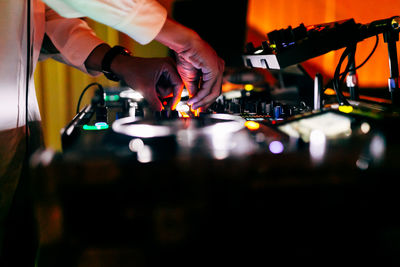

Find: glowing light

[129,138,144,152]
[179,111,190,118]
[324,88,336,95]
[83,122,109,130]
[104,95,120,102]
[176,102,190,113]
[361,122,371,134]
[309,130,326,162]
[244,120,260,131]
[119,89,143,100]
[95,122,108,127]
[338,105,353,113]
[370,134,385,160]
[269,141,284,154]
[190,107,200,117]
[356,158,369,170]
[244,84,254,91]
[137,145,152,163]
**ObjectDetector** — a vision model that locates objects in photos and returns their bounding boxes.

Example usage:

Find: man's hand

[84,44,183,111]
[155,19,225,110]
[111,55,184,111]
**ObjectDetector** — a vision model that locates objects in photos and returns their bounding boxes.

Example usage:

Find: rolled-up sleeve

[42,0,167,45]
[45,6,105,75]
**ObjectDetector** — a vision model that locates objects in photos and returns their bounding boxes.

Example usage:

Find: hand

[155,19,225,110]
[176,36,225,110]
[112,56,184,111]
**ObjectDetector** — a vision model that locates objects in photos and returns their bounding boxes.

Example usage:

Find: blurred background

[35,0,400,151]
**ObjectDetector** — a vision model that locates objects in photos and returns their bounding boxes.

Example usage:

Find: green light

[83,123,109,131]
[104,94,120,102]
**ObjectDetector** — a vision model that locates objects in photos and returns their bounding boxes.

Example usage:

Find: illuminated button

[83,122,109,130]
[338,105,353,114]
[104,94,120,101]
[269,141,284,154]
[324,88,336,95]
[360,122,371,134]
[244,120,260,131]
[244,84,254,91]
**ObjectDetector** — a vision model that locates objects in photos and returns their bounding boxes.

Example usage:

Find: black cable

[76,82,104,114]
[25,0,31,158]
[332,46,354,105]
[329,36,379,105]
[339,35,379,76]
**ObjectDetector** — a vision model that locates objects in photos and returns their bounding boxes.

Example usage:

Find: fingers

[176,55,200,98]
[142,87,164,111]
[188,72,223,110]
[158,59,184,110]
[187,58,224,109]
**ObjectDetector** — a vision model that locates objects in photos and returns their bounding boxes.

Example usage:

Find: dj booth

[31,16,400,266]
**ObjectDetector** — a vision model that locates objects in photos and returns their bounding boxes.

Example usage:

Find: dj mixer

[32,84,400,266]
[31,16,400,267]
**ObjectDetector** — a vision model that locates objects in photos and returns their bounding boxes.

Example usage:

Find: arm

[45,5,182,111]
[42,0,167,45]
[44,6,105,74]
[44,0,224,109]
[84,44,184,111]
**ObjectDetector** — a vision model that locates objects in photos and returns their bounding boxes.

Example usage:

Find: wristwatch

[101,45,131,81]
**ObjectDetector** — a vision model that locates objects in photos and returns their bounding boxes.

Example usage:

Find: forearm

[84,43,111,72]
[154,18,200,53]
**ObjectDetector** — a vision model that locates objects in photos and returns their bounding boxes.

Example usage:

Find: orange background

[247,0,400,87]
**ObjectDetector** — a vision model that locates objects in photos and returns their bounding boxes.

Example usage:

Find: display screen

[278,112,352,142]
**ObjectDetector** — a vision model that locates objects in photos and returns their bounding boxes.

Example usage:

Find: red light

[163,101,168,106]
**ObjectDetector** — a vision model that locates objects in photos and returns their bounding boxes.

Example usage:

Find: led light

[83,122,109,130]
[137,145,152,163]
[338,105,353,113]
[244,121,260,131]
[104,95,120,102]
[244,84,254,91]
[360,122,371,134]
[129,138,144,152]
[176,102,190,113]
[324,88,336,95]
[190,107,200,117]
[95,122,108,127]
[269,141,284,154]
[178,111,190,118]
[309,130,326,162]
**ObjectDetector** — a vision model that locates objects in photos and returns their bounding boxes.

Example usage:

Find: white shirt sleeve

[44,6,105,75]
[42,0,167,45]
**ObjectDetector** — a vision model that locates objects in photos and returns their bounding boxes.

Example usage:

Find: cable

[25,0,31,158]
[339,35,379,76]
[332,46,354,105]
[76,82,104,114]
[328,36,379,105]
